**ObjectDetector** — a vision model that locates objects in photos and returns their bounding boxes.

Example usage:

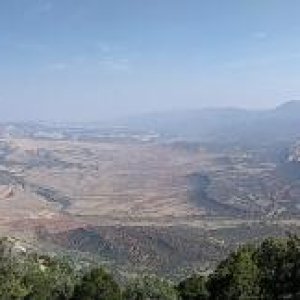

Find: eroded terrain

[0,124,300,276]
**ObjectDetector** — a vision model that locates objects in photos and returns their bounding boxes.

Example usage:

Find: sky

[1,0,300,121]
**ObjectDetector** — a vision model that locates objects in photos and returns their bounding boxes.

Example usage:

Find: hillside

[0,102,300,277]
[1,235,300,299]
[120,101,300,146]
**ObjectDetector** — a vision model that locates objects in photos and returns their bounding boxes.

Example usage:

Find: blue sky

[1,0,300,121]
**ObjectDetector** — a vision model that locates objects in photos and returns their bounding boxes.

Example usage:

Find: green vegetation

[205,235,300,300]
[123,275,177,300]
[176,274,209,300]
[71,268,121,300]
[1,235,300,299]
[0,238,76,299]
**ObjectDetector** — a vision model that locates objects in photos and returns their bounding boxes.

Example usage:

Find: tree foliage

[1,235,300,299]
[123,275,177,300]
[177,274,208,300]
[255,235,300,299]
[177,235,300,300]
[207,245,260,300]
[71,267,121,300]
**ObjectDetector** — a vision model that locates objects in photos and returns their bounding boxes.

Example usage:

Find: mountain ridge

[119,101,300,145]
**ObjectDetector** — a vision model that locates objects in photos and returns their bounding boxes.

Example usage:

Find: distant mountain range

[120,101,300,146]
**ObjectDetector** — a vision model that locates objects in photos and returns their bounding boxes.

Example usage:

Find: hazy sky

[1,0,300,121]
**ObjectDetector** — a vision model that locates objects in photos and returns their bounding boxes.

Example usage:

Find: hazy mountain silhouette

[121,101,300,145]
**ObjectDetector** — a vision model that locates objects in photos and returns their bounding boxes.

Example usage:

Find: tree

[22,255,76,300]
[0,238,29,299]
[71,267,121,300]
[285,235,300,299]
[256,236,300,299]
[177,274,209,300]
[123,275,178,300]
[207,245,260,300]
[255,237,287,299]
